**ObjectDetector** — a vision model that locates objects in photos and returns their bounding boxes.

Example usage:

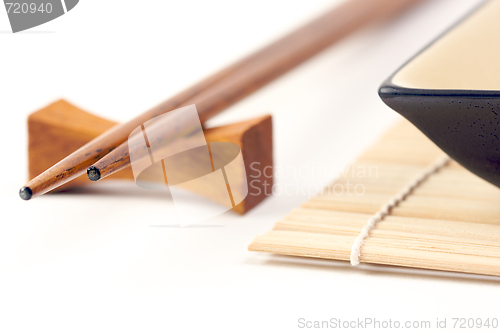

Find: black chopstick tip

[19,186,32,200]
[87,166,101,181]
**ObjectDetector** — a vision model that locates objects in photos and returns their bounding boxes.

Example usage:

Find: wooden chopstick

[20,0,424,200]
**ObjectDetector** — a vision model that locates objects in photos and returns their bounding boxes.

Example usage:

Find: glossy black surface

[379,82,500,188]
[378,0,500,188]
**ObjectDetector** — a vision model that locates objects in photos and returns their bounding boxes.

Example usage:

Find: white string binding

[349,154,451,266]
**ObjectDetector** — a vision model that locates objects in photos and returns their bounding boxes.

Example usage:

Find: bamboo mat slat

[248,119,500,276]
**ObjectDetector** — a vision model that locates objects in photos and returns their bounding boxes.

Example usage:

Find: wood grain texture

[28,100,134,188]
[249,119,500,277]
[28,100,272,214]
[22,0,423,199]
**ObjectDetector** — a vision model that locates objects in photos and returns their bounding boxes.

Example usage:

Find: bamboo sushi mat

[249,119,500,277]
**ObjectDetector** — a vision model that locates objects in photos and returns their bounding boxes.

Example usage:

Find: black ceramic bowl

[379,0,500,188]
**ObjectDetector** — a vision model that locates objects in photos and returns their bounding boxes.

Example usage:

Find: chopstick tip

[19,186,32,200]
[87,166,101,182]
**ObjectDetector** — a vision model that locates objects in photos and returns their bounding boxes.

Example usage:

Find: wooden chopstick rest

[28,100,273,214]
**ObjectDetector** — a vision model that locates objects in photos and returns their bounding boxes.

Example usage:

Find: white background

[1,0,498,331]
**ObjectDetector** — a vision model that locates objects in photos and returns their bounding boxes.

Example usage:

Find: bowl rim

[379,0,500,99]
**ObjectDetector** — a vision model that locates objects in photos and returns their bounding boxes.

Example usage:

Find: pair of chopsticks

[20,0,423,201]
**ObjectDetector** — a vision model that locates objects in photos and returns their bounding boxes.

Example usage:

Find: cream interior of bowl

[392,0,500,91]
